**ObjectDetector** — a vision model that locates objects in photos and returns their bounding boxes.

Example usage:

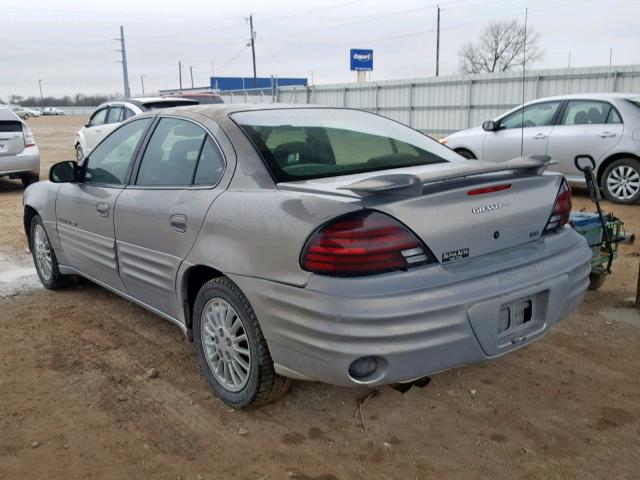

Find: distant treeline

[3,94,118,107]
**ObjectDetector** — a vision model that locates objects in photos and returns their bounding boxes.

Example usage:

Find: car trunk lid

[278,157,561,263]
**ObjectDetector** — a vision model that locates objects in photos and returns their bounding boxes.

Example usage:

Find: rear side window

[83,118,151,185]
[232,108,459,182]
[136,118,206,186]
[561,100,619,125]
[123,108,136,120]
[89,108,108,127]
[193,138,225,185]
[107,106,124,124]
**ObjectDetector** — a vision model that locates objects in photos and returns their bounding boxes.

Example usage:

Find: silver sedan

[442,93,640,204]
[24,105,591,408]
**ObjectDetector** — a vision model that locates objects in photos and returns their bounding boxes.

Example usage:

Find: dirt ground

[1,116,639,480]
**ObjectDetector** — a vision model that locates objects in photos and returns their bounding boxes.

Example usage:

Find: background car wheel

[75,145,84,162]
[601,158,640,204]
[588,271,607,291]
[455,148,476,160]
[21,174,39,188]
[30,215,69,289]
[193,277,290,409]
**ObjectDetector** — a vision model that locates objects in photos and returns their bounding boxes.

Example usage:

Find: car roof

[527,92,638,103]
[154,103,342,117]
[0,107,22,122]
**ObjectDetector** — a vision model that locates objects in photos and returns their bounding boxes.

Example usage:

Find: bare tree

[458,19,543,74]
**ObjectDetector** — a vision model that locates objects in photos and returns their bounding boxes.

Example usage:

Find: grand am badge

[472,203,504,214]
[442,248,469,263]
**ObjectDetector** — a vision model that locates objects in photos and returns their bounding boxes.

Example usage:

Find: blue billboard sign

[350,49,373,71]
[210,76,307,91]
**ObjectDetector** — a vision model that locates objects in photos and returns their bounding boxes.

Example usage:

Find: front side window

[136,118,207,186]
[232,108,460,182]
[561,100,619,125]
[89,108,108,127]
[500,101,562,130]
[82,118,151,185]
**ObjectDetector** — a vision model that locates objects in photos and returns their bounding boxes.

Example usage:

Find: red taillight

[22,124,35,148]
[301,210,435,276]
[544,180,572,232]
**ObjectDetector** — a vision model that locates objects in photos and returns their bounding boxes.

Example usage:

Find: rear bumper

[229,227,592,387]
[0,147,40,177]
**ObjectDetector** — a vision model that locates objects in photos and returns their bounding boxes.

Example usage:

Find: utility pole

[435,6,441,77]
[38,79,43,100]
[248,14,257,88]
[115,26,131,98]
[189,65,196,88]
[140,74,146,95]
[568,51,571,68]
[178,61,183,90]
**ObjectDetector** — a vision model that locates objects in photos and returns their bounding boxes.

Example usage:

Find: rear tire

[21,173,39,188]
[601,158,640,204]
[30,215,70,290]
[455,148,476,160]
[193,277,290,409]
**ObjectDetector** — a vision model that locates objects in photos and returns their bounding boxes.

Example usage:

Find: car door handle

[532,133,547,140]
[96,203,109,217]
[599,132,617,138]
[170,214,187,233]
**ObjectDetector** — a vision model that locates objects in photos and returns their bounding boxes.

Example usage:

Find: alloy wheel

[33,224,53,281]
[200,298,251,392]
[606,165,640,201]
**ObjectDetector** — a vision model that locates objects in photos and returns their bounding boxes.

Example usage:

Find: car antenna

[520,7,528,157]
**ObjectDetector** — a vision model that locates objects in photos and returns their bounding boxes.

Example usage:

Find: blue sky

[1,0,639,98]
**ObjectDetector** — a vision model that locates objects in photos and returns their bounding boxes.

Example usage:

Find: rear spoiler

[337,156,553,197]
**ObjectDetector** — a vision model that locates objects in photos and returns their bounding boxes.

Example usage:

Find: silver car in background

[442,94,640,203]
[0,107,40,187]
[24,105,591,408]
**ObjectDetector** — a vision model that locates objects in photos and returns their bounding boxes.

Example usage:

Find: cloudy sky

[2,0,638,99]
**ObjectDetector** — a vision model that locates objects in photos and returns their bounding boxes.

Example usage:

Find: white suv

[74,97,198,160]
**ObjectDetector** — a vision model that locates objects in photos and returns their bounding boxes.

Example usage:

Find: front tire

[30,215,69,289]
[75,144,84,162]
[601,158,640,204]
[193,277,290,409]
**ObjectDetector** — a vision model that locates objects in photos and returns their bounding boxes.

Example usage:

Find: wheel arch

[597,152,640,187]
[180,264,224,334]
[453,147,477,159]
[23,205,39,249]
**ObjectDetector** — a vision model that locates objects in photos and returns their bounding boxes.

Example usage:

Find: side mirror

[84,120,91,128]
[49,161,79,183]
[482,120,497,132]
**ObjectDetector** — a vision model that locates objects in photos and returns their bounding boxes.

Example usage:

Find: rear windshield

[180,95,224,104]
[231,108,461,182]
[141,100,199,110]
[626,98,640,109]
[0,121,22,132]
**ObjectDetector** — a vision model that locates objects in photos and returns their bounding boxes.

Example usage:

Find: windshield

[232,108,461,182]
